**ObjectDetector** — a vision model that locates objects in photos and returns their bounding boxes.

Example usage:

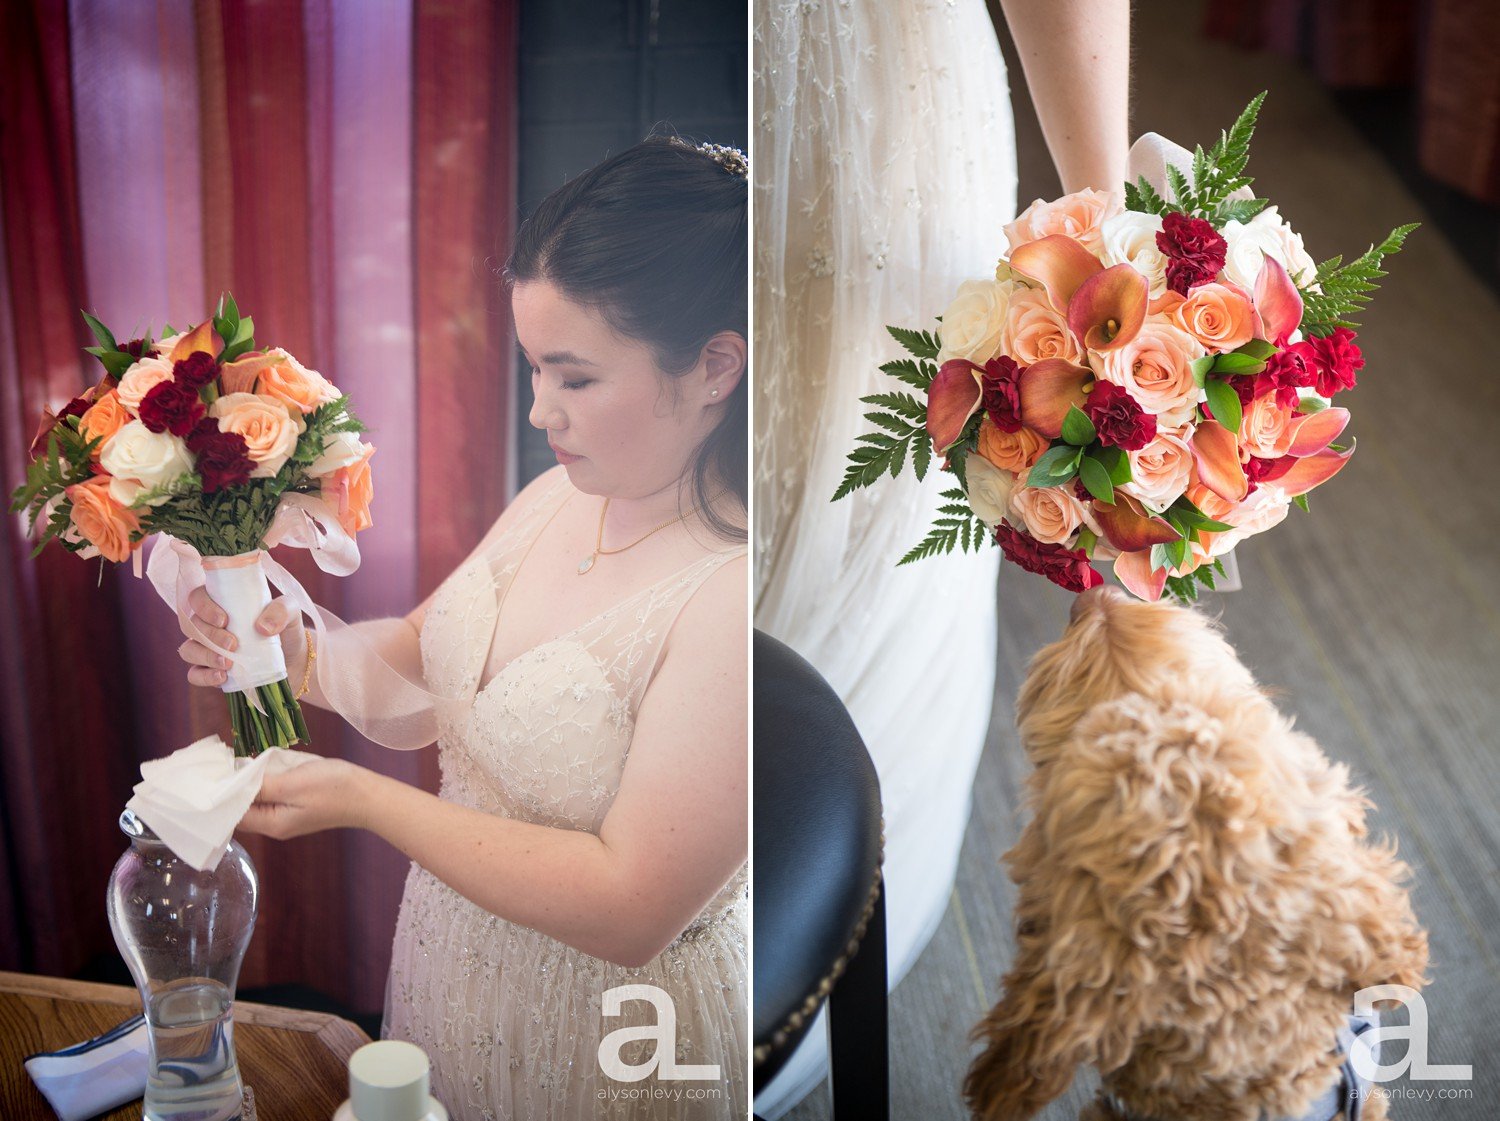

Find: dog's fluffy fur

[965,587,1428,1121]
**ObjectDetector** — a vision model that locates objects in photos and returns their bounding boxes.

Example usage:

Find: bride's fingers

[182,615,239,653]
[179,637,231,670]
[187,664,229,688]
[255,596,295,637]
[188,585,228,627]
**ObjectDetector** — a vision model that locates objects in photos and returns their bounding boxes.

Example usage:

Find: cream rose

[1221,206,1319,292]
[1092,320,1204,421]
[1008,476,1093,546]
[210,392,307,478]
[116,356,178,415]
[1120,428,1194,511]
[99,420,195,507]
[1003,188,1122,256]
[1098,211,1169,297]
[308,431,369,477]
[966,454,1018,528]
[1166,282,1256,353]
[936,278,1018,365]
[1001,288,1083,366]
[1238,392,1295,460]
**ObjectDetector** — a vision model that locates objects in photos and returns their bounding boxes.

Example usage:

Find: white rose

[965,454,1018,528]
[936,278,1018,365]
[1098,211,1169,297]
[308,431,368,477]
[116,356,177,415]
[1221,206,1319,292]
[99,420,194,507]
[153,332,183,356]
[1216,487,1291,553]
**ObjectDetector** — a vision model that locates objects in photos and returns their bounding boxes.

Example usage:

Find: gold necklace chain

[578,497,704,575]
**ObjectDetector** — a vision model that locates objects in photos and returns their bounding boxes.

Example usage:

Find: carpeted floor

[785,3,1500,1118]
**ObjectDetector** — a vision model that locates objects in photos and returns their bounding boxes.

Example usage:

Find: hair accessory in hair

[692,141,748,179]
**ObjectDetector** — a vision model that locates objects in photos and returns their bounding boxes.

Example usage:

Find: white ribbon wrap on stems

[144,493,451,749]
[201,555,286,694]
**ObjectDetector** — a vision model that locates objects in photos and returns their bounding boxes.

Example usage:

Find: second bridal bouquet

[835,94,1415,601]
[10,295,374,755]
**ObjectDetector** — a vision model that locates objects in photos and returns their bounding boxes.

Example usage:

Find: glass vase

[106,809,259,1121]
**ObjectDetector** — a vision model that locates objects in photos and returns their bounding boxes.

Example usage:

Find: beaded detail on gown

[383,474,748,1120]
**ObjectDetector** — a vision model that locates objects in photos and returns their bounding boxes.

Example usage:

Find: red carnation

[1307,327,1363,397]
[979,355,1025,433]
[1254,341,1318,410]
[1156,211,1227,296]
[139,379,206,436]
[118,338,148,358]
[1083,380,1156,450]
[173,350,219,390]
[186,418,253,493]
[994,522,1104,594]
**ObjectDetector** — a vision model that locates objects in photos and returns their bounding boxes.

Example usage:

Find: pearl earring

[710,388,720,397]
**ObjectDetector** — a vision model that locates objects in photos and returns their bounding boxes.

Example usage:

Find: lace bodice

[384,473,749,1119]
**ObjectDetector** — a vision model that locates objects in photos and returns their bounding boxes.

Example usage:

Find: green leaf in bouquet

[1293,494,1310,513]
[1124,175,1169,216]
[886,325,941,361]
[861,391,926,422]
[1299,222,1419,337]
[1027,443,1082,488]
[1190,355,1214,388]
[897,506,987,566]
[1078,455,1114,505]
[1215,197,1270,225]
[1235,339,1278,361]
[879,358,937,391]
[1211,352,1266,376]
[81,309,116,351]
[912,429,932,481]
[1163,573,1200,602]
[1297,395,1331,414]
[1194,91,1265,216]
[1060,405,1097,447]
[1168,495,1233,533]
[1203,378,1243,435]
[1093,445,1132,486]
[1075,527,1098,557]
[1165,162,1195,213]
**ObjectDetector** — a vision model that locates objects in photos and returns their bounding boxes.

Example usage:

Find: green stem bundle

[225,678,309,758]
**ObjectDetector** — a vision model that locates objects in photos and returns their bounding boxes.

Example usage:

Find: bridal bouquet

[10,295,373,755]
[835,94,1415,601]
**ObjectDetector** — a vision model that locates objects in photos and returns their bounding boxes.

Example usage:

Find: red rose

[1254,341,1318,410]
[994,522,1104,593]
[1156,211,1228,296]
[979,355,1024,433]
[139,379,206,436]
[186,419,253,493]
[1307,327,1363,397]
[173,350,219,390]
[1083,380,1157,451]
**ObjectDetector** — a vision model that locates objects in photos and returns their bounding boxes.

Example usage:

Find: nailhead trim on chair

[753,821,887,1066]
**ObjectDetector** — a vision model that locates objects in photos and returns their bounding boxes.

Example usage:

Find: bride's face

[516,280,730,501]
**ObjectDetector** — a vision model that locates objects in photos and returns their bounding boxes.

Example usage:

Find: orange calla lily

[166,320,224,364]
[1286,406,1349,457]
[1017,359,1091,438]
[1067,264,1148,352]
[926,359,984,453]
[1190,419,1249,502]
[1009,235,1102,314]
[1267,441,1355,498]
[1093,493,1181,553]
[219,349,282,396]
[1253,254,1303,347]
[1114,547,1168,602]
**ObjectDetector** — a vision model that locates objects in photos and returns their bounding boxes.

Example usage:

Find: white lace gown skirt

[752,0,1016,1114]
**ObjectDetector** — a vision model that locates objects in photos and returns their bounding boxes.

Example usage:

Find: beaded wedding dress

[753,0,1016,1113]
[382,473,749,1120]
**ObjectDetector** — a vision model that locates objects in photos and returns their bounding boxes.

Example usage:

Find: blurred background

[781,0,1500,1117]
[0,0,744,1031]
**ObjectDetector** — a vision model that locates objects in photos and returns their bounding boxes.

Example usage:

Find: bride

[176,137,750,1120]
[753,0,1128,1113]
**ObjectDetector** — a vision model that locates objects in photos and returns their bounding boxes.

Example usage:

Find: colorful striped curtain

[0,0,517,1013]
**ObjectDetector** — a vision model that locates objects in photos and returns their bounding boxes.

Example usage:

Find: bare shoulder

[662,550,748,662]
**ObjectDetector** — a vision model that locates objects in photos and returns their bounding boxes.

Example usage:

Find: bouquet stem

[226,678,309,758]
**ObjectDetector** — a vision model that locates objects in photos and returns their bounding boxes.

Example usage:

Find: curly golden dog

[965,586,1428,1121]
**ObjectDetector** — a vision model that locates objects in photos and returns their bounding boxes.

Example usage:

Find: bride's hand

[237,757,374,840]
[177,586,300,688]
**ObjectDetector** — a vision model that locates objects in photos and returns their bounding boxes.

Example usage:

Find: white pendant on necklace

[577,553,596,575]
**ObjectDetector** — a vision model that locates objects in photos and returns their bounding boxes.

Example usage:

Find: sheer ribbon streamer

[143,493,451,748]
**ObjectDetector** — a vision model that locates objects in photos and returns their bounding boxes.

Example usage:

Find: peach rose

[66,475,141,563]
[79,389,130,456]
[977,416,1047,474]
[322,443,375,534]
[1165,282,1257,353]
[255,349,339,415]
[1120,428,1194,510]
[209,392,306,477]
[1001,288,1083,366]
[1003,187,1122,256]
[1008,476,1093,545]
[1185,480,1240,561]
[116,356,177,415]
[1238,392,1295,460]
[1216,487,1291,553]
[1092,320,1204,424]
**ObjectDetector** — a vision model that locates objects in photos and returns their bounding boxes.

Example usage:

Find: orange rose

[65,475,141,563]
[323,443,375,534]
[255,349,338,415]
[209,392,307,477]
[1001,288,1083,366]
[79,389,130,457]
[977,416,1047,474]
[1165,282,1256,353]
[1003,187,1122,256]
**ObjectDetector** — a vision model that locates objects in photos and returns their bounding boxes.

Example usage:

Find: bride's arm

[244,554,749,968]
[998,0,1131,195]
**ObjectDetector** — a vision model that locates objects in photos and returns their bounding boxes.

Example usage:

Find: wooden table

[0,971,368,1120]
